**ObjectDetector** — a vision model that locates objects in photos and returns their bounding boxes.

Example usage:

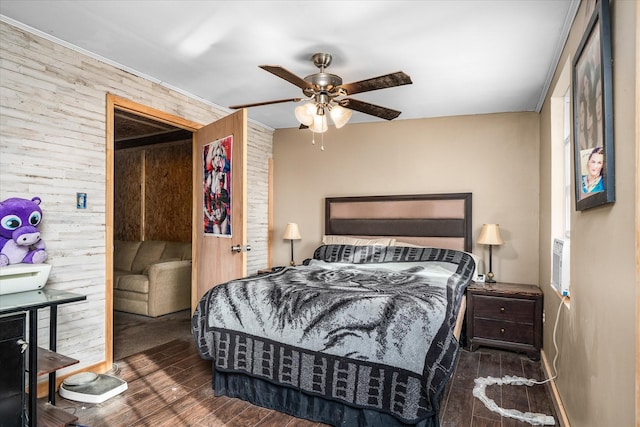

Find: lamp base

[486,272,496,283]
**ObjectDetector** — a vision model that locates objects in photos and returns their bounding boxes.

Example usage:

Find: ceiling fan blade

[259,65,314,90]
[339,71,412,96]
[229,98,302,109]
[339,98,402,121]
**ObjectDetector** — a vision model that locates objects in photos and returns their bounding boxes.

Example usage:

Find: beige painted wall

[273,112,540,285]
[538,1,637,426]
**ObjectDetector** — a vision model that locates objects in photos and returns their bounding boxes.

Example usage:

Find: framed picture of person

[572,0,614,211]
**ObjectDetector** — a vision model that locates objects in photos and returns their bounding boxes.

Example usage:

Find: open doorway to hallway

[112,109,194,360]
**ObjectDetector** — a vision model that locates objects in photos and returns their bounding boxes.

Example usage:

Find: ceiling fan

[229,53,412,132]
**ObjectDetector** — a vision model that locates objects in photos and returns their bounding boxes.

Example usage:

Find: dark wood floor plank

[225,404,273,427]
[471,415,502,427]
[254,410,294,427]
[133,383,217,427]
[198,397,252,425]
[499,351,525,377]
[285,418,327,427]
[450,349,480,390]
[501,388,535,427]
[179,392,235,426]
[473,351,503,422]
[439,385,474,427]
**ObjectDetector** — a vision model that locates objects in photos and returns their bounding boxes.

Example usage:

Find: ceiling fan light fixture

[329,104,352,129]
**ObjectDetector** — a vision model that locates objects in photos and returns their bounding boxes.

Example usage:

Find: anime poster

[203,135,232,237]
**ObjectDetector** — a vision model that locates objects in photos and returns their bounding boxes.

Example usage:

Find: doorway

[106,94,248,365]
[112,110,192,359]
[106,94,203,364]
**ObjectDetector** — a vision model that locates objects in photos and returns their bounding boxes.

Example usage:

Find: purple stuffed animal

[0,196,48,267]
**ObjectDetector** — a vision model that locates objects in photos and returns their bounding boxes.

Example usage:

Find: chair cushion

[116,274,149,293]
[162,242,192,261]
[130,241,166,273]
[113,240,142,272]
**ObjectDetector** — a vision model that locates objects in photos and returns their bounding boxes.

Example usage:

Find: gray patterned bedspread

[192,245,475,424]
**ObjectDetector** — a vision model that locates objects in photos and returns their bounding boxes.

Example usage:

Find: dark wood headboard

[324,193,472,252]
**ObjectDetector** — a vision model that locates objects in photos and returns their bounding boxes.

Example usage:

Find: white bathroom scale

[59,372,128,404]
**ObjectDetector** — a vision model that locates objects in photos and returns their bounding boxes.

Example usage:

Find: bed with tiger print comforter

[192,245,476,426]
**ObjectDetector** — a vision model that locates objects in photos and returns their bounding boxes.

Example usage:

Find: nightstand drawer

[473,318,535,345]
[473,295,535,323]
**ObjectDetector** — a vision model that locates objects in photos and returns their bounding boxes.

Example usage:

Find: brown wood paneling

[114,150,142,241]
[114,141,192,243]
[145,141,192,242]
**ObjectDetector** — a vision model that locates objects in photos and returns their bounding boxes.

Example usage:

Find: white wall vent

[552,238,570,296]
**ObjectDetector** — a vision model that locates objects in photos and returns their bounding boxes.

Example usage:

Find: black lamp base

[486,246,497,283]
[289,240,295,266]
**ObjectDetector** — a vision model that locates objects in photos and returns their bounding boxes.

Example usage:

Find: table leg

[48,305,57,405]
[28,309,37,427]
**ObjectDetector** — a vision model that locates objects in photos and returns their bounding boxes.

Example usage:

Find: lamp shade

[309,114,328,133]
[477,224,504,245]
[329,104,352,128]
[283,223,301,240]
[295,103,315,126]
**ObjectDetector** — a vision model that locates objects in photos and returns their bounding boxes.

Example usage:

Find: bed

[192,193,475,427]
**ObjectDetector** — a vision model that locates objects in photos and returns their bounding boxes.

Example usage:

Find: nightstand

[466,281,543,360]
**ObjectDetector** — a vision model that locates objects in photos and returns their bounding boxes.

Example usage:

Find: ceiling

[0,1,579,131]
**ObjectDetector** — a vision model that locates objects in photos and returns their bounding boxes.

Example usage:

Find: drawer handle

[500,307,505,313]
[500,328,505,334]
[17,339,28,353]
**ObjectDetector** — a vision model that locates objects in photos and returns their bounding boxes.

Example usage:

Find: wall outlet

[77,193,87,209]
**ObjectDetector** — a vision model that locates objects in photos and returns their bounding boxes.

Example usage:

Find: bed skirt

[213,368,441,427]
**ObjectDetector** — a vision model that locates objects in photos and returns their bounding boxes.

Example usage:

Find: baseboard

[540,349,571,427]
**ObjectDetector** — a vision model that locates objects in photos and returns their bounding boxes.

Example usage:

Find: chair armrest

[146,260,192,317]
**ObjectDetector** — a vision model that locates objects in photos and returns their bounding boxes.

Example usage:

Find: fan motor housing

[304,73,342,95]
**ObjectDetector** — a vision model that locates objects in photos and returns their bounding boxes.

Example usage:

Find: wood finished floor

[50,338,557,426]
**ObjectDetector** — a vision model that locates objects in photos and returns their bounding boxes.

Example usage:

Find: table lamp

[283,223,301,266]
[477,224,504,283]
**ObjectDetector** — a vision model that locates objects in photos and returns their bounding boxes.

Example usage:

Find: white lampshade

[283,223,301,240]
[477,224,504,245]
[329,104,352,128]
[309,114,328,133]
[295,103,315,126]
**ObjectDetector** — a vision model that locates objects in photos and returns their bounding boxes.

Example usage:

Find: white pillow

[322,235,395,246]
[393,242,480,281]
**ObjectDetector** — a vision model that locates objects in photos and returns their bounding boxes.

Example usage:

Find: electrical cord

[532,295,568,384]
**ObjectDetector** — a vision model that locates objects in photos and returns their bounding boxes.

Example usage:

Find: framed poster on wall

[203,135,232,236]
[572,0,614,211]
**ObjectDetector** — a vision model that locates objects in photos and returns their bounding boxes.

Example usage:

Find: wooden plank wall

[144,141,192,242]
[114,150,143,241]
[0,20,273,379]
[115,141,193,242]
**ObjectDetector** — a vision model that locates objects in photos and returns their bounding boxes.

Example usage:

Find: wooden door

[192,109,248,307]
